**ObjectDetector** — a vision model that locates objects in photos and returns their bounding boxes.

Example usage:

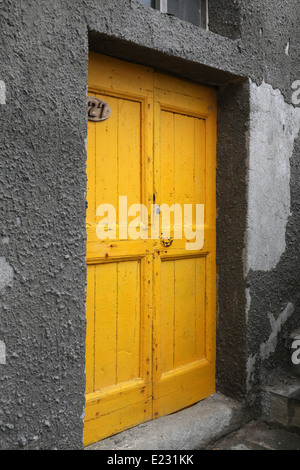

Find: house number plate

[88,97,111,122]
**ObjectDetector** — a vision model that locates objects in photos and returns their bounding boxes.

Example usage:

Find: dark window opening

[139,0,155,7]
[139,0,208,29]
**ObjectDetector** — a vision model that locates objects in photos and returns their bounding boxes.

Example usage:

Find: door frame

[84,39,250,447]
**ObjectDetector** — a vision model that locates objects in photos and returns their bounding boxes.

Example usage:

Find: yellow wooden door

[152,74,217,417]
[85,53,217,446]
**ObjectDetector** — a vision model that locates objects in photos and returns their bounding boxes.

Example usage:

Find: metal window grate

[139,0,209,29]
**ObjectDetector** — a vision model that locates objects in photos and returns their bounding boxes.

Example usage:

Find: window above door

[139,0,209,29]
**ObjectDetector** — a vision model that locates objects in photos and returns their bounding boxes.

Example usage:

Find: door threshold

[85,393,247,450]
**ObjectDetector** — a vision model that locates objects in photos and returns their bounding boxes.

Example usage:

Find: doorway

[85,53,217,446]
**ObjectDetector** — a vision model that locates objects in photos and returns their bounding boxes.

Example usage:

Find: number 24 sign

[88,97,111,122]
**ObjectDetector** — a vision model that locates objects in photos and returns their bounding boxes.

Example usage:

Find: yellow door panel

[152,360,216,418]
[85,258,152,445]
[85,53,217,446]
[87,97,143,231]
[88,260,142,391]
[85,54,153,447]
[153,73,217,417]
[159,257,206,372]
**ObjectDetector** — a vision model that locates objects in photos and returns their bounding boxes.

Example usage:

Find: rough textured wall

[209,0,242,39]
[240,0,300,402]
[0,0,299,448]
[0,0,88,449]
[208,0,300,403]
[216,81,249,401]
[247,82,300,273]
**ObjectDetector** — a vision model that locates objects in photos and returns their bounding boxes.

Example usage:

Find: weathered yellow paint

[85,53,217,446]
[152,73,217,417]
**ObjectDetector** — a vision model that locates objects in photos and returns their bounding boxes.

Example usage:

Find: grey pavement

[209,420,300,451]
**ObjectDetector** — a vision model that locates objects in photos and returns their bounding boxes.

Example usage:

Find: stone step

[86,393,249,450]
[262,375,300,433]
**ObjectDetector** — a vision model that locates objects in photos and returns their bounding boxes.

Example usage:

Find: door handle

[161,237,174,248]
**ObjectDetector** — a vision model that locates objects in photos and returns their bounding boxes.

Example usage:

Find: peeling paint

[246,288,251,323]
[260,303,294,360]
[0,257,14,291]
[292,80,300,106]
[0,341,6,365]
[0,80,6,105]
[247,81,300,273]
[285,40,290,56]
[247,303,295,388]
[247,354,257,391]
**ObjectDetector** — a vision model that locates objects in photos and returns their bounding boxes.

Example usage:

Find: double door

[85,53,217,446]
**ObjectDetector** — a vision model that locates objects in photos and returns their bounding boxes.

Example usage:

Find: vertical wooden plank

[161,111,175,208]
[160,111,176,238]
[95,94,118,212]
[205,110,217,364]
[174,114,196,205]
[140,256,153,386]
[86,121,96,226]
[141,93,154,387]
[118,99,141,211]
[194,118,206,207]
[94,263,117,390]
[143,97,154,231]
[206,252,217,363]
[160,260,175,373]
[205,113,217,232]
[117,261,141,383]
[153,99,162,245]
[174,258,196,368]
[86,265,95,395]
[152,98,162,408]
[195,257,206,360]
[194,118,207,361]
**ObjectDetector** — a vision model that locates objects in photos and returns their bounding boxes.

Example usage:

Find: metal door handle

[161,237,173,248]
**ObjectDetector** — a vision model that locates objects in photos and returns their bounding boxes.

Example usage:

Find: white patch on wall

[247,81,300,273]
[246,287,251,323]
[247,303,295,388]
[247,353,257,391]
[285,40,290,56]
[260,302,294,360]
[0,341,6,365]
[0,257,14,291]
[0,81,6,105]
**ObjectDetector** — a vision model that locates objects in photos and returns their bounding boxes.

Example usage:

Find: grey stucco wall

[240,0,300,404]
[0,1,88,449]
[0,0,299,448]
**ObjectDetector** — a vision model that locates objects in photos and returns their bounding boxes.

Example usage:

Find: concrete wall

[0,0,299,449]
